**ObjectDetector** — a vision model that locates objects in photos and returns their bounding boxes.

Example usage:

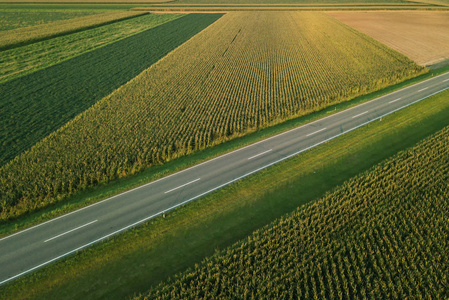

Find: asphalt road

[1,71,449,286]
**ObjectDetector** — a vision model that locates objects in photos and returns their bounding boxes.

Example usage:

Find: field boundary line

[1,71,448,242]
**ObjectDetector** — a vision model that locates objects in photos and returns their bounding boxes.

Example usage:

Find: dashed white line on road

[389,97,402,104]
[165,178,201,194]
[306,127,327,137]
[352,111,369,119]
[44,220,97,243]
[418,87,429,92]
[248,149,272,160]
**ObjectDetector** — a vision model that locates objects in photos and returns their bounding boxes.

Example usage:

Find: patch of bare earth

[328,11,449,67]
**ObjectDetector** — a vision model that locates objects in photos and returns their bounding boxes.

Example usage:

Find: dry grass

[328,11,449,66]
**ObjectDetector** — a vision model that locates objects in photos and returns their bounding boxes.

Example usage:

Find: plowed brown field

[328,11,449,67]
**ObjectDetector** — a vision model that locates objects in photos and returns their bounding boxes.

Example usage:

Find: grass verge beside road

[2,83,449,300]
[2,66,449,236]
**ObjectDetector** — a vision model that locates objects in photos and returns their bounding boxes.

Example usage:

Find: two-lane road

[1,71,449,285]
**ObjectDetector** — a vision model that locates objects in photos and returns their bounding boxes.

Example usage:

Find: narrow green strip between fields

[0,11,147,51]
[0,9,102,31]
[0,13,223,167]
[0,13,183,84]
[1,83,449,300]
[1,66,448,236]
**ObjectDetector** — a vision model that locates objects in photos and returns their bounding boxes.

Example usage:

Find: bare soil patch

[328,11,449,66]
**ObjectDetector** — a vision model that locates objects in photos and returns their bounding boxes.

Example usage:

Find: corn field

[141,124,449,299]
[0,13,220,168]
[0,12,424,220]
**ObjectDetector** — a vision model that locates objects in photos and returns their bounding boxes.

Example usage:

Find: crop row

[0,12,423,220]
[142,123,449,299]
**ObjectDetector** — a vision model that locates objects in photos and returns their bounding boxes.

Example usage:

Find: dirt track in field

[328,11,449,67]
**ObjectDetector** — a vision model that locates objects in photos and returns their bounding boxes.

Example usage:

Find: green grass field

[0,10,146,50]
[0,11,424,222]
[2,85,448,300]
[0,9,101,31]
[0,13,221,169]
[0,13,183,83]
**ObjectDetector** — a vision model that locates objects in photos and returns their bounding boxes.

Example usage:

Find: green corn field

[142,124,449,299]
[0,12,425,220]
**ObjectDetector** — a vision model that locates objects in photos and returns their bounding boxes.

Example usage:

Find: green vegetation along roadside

[0,10,146,50]
[0,13,222,168]
[145,102,449,300]
[0,11,425,222]
[1,76,449,300]
[0,13,183,84]
[0,9,101,31]
[1,65,447,237]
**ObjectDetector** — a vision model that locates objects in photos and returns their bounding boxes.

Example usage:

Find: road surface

[1,71,449,285]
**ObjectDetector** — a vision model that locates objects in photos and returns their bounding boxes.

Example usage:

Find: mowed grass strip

[145,109,449,300]
[2,85,449,300]
[0,10,147,50]
[0,13,183,84]
[0,13,223,168]
[0,11,424,221]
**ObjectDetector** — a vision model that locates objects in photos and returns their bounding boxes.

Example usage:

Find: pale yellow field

[328,11,449,66]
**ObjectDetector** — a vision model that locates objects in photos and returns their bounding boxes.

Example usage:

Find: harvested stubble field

[329,11,449,67]
[0,13,220,167]
[0,11,424,221]
[143,123,449,299]
[0,10,146,50]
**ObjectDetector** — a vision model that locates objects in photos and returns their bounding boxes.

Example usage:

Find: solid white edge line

[1,85,448,287]
[388,97,402,104]
[44,220,98,243]
[418,87,429,92]
[2,72,449,243]
[164,178,201,194]
[352,111,369,119]
[248,149,272,160]
[306,127,327,137]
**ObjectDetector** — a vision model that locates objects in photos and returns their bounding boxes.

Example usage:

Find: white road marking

[248,149,272,160]
[306,127,327,137]
[418,87,429,92]
[164,178,201,194]
[44,220,97,243]
[352,111,369,119]
[444,78,449,82]
[389,97,402,104]
[3,72,449,244]
[3,83,449,286]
